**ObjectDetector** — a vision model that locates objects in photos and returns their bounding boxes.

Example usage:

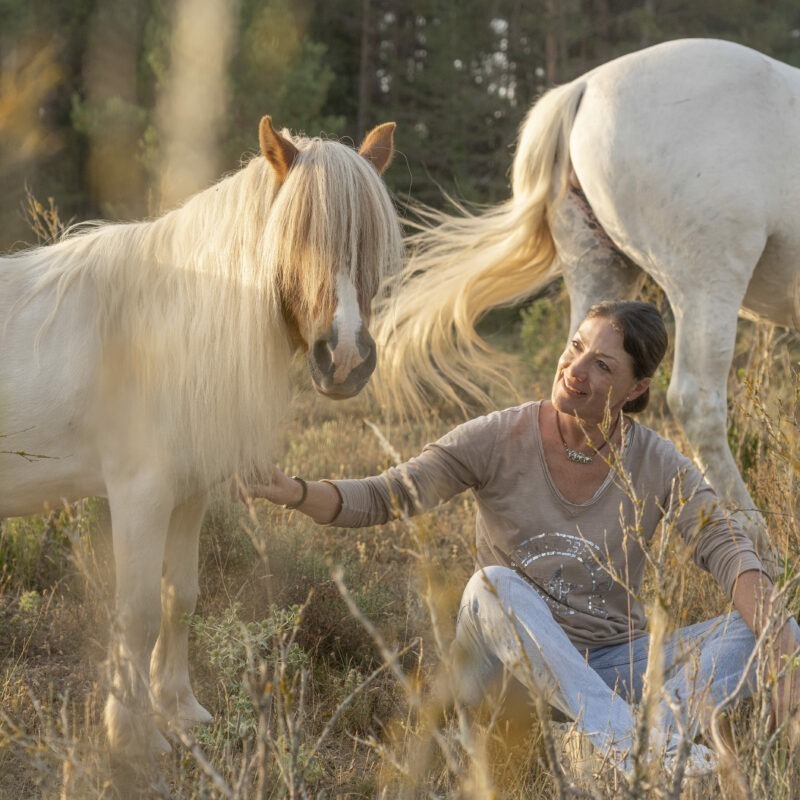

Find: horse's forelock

[266,137,402,322]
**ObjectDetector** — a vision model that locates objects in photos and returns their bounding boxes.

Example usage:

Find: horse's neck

[147,159,277,274]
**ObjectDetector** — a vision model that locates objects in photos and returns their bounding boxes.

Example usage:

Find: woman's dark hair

[584,300,668,413]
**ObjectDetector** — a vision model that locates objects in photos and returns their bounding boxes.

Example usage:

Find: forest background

[3,0,800,252]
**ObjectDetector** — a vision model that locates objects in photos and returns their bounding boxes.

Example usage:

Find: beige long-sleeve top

[330,402,764,647]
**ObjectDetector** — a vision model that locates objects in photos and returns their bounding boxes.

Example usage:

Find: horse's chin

[309,360,375,399]
[311,381,366,400]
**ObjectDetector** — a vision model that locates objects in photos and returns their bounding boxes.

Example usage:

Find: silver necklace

[555,410,616,465]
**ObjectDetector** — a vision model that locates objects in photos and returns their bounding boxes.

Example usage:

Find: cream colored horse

[0,116,401,756]
[377,38,799,563]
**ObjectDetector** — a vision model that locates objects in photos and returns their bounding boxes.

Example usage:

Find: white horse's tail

[374,78,586,416]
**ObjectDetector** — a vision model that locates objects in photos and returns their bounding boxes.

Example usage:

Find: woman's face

[551,315,650,424]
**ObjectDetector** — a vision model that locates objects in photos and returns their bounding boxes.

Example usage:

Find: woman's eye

[597,360,610,372]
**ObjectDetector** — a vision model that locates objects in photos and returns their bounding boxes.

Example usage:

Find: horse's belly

[0,456,105,518]
[0,388,105,517]
[0,288,106,516]
[742,235,800,329]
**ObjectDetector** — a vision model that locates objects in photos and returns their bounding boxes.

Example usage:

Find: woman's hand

[232,465,293,505]
[244,465,302,506]
[732,570,800,740]
[233,466,343,524]
[771,627,800,741]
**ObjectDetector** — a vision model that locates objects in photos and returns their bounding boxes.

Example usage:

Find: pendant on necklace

[555,410,597,465]
[563,444,594,465]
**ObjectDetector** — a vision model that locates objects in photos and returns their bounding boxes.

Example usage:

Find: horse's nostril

[312,338,333,372]
[358,328,376,361]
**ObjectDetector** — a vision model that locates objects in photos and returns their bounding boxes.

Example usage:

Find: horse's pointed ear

[259,116,299,182]
[359,122,396,175]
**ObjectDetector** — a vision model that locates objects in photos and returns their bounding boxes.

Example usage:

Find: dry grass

[1,287,799,799]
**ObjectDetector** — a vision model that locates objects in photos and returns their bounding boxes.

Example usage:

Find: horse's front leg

[150,491,213,730]
[104,472,175,757]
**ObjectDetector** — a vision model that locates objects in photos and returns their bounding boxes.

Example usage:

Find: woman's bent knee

[461,565,527,606]
[458,566,554,644]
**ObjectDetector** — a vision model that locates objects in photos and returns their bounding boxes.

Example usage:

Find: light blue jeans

[454,565,795,759]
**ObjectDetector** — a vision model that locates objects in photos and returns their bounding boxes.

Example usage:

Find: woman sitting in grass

[244,300,799,781]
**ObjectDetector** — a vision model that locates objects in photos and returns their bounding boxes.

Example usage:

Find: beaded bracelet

[282,476,308,509]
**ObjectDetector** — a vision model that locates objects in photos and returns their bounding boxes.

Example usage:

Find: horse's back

[579,39,800,131]
[574,39,800,203]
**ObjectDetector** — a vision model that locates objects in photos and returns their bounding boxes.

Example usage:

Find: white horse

[377,38,799,563]
[0,116,402,756]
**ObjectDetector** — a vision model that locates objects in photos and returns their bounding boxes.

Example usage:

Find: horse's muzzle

[308,326,377,399]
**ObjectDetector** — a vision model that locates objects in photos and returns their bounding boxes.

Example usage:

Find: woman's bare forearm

[244,467,342,524]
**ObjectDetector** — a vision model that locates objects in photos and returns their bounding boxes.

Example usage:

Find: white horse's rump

[378,38,799,561]
[0,117,402,756]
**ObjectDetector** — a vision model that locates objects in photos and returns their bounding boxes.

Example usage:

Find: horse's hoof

[105,695,172,759]
[155,692,214,729]
[176,699,213,728]
[151,727,172,755]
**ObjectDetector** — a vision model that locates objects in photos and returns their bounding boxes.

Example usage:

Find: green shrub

[189,601,307,742]
[0,510,73,593]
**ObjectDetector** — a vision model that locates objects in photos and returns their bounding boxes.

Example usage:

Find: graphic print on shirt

[509,532,614,619]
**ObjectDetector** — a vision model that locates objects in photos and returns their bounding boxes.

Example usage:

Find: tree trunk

[545,0,560,84]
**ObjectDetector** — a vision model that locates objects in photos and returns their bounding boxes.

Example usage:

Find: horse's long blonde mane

[374,79,586,417]
[8,130,401,486]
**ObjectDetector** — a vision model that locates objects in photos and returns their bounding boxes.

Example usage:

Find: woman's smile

[561,375,587,396]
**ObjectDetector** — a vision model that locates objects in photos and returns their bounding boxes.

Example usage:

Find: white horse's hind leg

[551,185,645,332]
[150,492,213,729]
[667,292,777,570]
[104,474,174,757]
